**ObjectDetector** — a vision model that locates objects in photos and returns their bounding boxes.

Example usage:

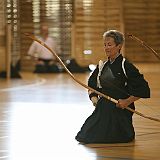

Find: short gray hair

[103,30,125,45]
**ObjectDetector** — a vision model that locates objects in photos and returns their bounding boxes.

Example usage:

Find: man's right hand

[91,96,98,107]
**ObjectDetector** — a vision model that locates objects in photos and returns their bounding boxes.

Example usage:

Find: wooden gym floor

[0,63,160,160]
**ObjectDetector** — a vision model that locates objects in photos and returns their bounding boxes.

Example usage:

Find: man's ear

[118,44,122,50]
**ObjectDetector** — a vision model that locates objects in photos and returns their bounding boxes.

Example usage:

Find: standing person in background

[28,25,60,73]
[75,30,150,144]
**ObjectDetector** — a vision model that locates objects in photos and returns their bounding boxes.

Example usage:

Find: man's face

[41,26,49,37]
[104,37,121,59]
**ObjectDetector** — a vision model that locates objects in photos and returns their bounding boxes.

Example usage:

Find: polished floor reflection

[0,63,160,160]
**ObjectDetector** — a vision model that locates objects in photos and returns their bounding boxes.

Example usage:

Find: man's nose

[104,45,110,49]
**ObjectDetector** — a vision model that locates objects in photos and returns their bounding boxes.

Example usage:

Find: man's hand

[116,96,140,109]
[37,60,44,65]
[116,99,131,109]
[91,96,98,107]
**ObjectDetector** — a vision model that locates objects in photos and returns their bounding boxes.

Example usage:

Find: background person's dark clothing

[34,59,60,73]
